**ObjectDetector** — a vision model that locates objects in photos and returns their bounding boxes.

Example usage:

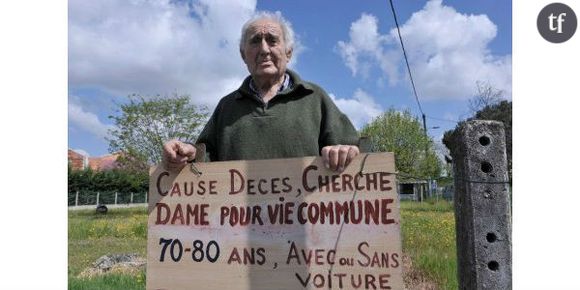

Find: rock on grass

[78,253,146,278]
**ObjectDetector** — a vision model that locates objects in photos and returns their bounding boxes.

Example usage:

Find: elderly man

[163,12,360,172]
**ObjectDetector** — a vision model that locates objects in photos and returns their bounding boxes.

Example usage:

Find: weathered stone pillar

[448,120,511,290]
[359,136,373,153]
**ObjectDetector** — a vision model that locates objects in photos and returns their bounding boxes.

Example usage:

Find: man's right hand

[162,140,197,171]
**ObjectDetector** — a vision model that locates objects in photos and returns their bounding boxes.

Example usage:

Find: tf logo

[537,2,577,43]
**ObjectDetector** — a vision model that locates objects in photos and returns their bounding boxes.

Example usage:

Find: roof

[89,153,121,171]
[68,149,88,170]
[398,180,428,184]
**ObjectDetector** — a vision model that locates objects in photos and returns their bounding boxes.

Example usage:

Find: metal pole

[130,192,134,204]
[75,191,79,206]
[422,113,432,199]
[115,192,118,205]
[96,192,100,205]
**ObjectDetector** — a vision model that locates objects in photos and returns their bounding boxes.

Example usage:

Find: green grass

[69,202,458,289]
[401,197,454,212]
[400,199,458,289]
[68,207,147,289]
[68,272,145,290]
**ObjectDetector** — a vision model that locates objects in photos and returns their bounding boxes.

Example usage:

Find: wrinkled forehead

[245,19,284,39]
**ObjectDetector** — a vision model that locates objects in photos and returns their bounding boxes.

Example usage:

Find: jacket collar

[236,69,313,99]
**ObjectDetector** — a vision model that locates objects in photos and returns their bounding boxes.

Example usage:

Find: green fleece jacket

[196,70,360,161]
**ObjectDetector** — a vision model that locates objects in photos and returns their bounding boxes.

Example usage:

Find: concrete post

[145,192,148,203]
[75,191,79,206]
[96,192,100,205]
[448,120,511,290]
[130,192,134,204]
[359,136,373,153]
[115,192,118,205]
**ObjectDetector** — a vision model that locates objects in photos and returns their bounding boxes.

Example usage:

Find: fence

[68,190,147,207]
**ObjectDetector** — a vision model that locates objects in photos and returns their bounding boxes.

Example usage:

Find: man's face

[241,19,292,79]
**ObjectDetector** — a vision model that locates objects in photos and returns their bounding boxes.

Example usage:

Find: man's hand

[321,145,360,172]
[162,140,197,171]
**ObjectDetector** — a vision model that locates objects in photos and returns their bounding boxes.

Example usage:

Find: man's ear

[240,49,246,62]
[286,47,293,61]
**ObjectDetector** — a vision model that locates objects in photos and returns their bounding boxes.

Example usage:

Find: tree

[68,167,148,194]
[361,108,442,180]
[468,81,504,114]
[108,94,209,169]
[443,93,512,181]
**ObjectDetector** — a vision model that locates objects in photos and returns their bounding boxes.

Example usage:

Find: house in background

[89,153,120,171]
[68,149,88,170]
[397,179,429,201]
[68,149,120,171]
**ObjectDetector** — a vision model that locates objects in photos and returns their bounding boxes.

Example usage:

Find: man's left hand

[321,145,360,173]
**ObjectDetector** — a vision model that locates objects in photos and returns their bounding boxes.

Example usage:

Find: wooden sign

[147,153,403,290]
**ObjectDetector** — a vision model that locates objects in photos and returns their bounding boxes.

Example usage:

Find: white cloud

[330,89,383,129]
[69,0,313,141]
[69,0,259,107]
[337,0,511,100]
[337,14,399,83]
[68,102,115,139]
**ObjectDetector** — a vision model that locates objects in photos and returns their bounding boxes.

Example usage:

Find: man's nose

[259,39,270,54]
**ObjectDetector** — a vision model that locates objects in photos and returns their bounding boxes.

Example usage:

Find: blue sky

[68,0,512,157]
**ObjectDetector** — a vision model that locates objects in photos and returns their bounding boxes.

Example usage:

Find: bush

[68,166,148,205]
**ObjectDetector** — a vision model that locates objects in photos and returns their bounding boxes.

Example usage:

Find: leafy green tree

[443,85,512,181]
[443,100,512,180]
[361,108,442,179]
[108,94,209,169]
[68,164,81,193]
[68,167,148,193]
[68,166,95,193]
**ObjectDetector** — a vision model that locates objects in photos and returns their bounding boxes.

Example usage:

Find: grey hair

[239,11,295,52]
